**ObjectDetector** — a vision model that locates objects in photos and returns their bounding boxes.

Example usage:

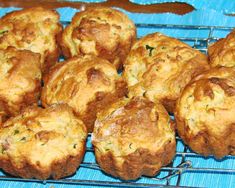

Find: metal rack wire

[0,22,234,187]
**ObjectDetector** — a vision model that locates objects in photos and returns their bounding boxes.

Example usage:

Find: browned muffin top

[208,29,235,68]
[42,55,123,113]
[0,47,41,122]
[175,67,235,158]
[41,55,127,132]
[124,32,209,112]
[60,7,136,70]
[0,104,87,179]
[0,7,62,71]
[93,97,175,157]
[92,97,175,180]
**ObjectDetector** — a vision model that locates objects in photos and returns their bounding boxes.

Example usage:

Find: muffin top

[176,67,235,138]
[61,7,136,69]
[208,29,235,68]
[0,7,62,71]
[0,104,87,169]
[92,97,175,156]
[0,47,41,117]
[41,55,122,114]
[124,32,209,112]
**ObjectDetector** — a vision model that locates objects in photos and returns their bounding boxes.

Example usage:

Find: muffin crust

[175,67,235,158]
[124,32,209,112]
[0,104,87,179]
[41,55,127,132]
[208,29,235,68]
[0,7,62,72]
[0,47,41,123]
[92,97,176,180]
[60,7,136,70]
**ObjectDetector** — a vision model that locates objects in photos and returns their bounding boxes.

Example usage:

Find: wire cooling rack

[0,22,234,187]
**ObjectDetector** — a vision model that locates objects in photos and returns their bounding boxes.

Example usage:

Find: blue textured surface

[0,3,235,188]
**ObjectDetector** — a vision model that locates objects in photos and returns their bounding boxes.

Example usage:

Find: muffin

[92,97,176,180]
[175,67,235,159]
[0,104,87,179]
[60,7,136,70]
[0,7,62,72]
[41,55,127,132]
[208,29,235,68]
[0,47,41,124]
[123,32,209,113]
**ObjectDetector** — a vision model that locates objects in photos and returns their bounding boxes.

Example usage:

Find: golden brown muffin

[175,67,235,159]
[92,97,176,180]
[0,104,87,179]
[0,7,62,72]
[208,29,235,68]
[41,55,127,132]
[0,47,41,123]
[60,7,136,70]
[124,32,209,113]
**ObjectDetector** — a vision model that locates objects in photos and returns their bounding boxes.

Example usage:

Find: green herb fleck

[161,46,166,50]
[167,119,171,124]
[143,91,147,97]
[1,147,6,154]
[14,130,19,135]
[0,30,8,35]
[73,144,77,149]
[129,143,132,149]
[104,142,112,151]
[20,137,26,141]
[145,45,155,56]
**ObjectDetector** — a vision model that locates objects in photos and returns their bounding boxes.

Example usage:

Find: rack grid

[0,22,234,187]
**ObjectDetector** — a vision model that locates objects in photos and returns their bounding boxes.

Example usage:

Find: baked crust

[123,32,209,113]
[92,97,176,180]
[60,7,136,70]
[0,7,62,72]
[175,67,235,159]
[0,47,41,123]
[208,29,235,68]
[41,55,127,132]
[0,104,87,179]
